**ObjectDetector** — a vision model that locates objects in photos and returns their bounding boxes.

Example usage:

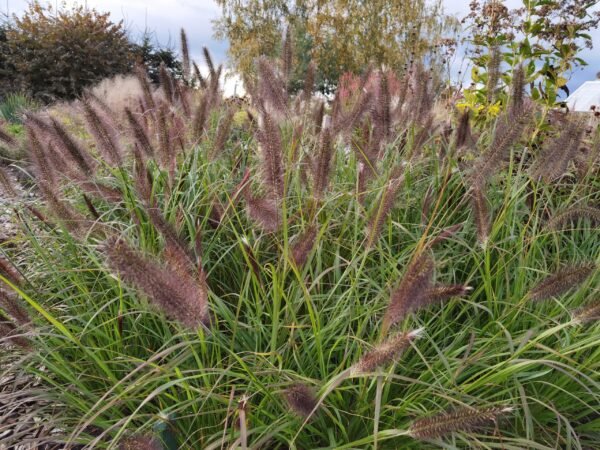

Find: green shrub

[0,92,38,124]
[0,51,598,449]
[3,1,134,101]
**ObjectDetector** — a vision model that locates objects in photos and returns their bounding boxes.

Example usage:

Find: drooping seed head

[383,252,434,330]
[422,284,472,308]
[283,383,318,418]
[528,263,596,302]
[409,405,512,440]
[545,206,600,231]
[572,298,600,325]
[352,328,423,374]
[104,237,209,329]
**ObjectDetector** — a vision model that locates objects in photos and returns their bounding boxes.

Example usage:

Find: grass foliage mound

[0,46,599,449]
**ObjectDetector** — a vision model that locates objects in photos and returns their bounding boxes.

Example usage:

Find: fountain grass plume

[283,383,318,419]
[527,263,596,302]
[125,107,155,158]
[81,98,123,167]
[382,252,434,333]
[409,405,512,440]
[104,237,209,329]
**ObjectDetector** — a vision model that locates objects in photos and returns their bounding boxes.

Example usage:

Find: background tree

[214,0,457,93]
[460,0,600,115]
[133,31,183,85]
[0,15,18,98]
[4,1,134,101]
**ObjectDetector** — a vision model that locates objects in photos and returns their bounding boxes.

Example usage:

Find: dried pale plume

[351,329,422,375]
[238,395,249,450]
[104,237,209,328]
[545,206,600,231]
[383,252,434,332]
[572,298,600,325]
[527,263,596,302]
[89,75,143,113]
[283,383,318,418]
[409,406,512,440]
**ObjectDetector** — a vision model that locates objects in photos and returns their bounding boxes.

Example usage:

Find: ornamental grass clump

[0,29,598,450]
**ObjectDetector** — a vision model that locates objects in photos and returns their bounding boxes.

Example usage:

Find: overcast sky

[2,0,599,94]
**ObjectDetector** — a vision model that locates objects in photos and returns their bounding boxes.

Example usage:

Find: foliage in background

[0,29,598,449]
[460,0,600,118]
[0,19,18,98]
[0,2,185,102]
[2,1,133,101]
[133,31,183,85]
[214,0,458,93]
[0,92,38,124]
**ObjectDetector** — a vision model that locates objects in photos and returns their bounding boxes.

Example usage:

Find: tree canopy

[4,1,133,101]
[214,0,457,92]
